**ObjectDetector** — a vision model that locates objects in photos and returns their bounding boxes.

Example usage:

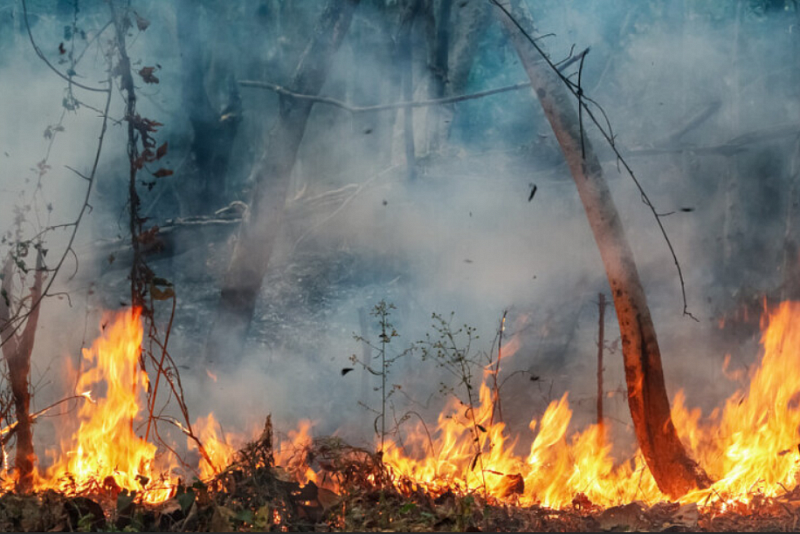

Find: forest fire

[380,301,800,510]
[14,308,235,504]
[14,301,800,516]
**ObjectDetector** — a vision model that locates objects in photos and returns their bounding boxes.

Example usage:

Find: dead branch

[238,48,590,114]
[21,0,110,94]
[0,74,114,349]
[240,79,534,113]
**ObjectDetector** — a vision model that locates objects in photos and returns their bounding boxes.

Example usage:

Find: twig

[489,310,507,426]
[21,0,110,94]
[0,394,91,445]
[240,79,533,113]
[144,293,176,443]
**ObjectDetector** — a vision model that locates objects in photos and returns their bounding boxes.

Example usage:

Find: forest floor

[2,428,797,533]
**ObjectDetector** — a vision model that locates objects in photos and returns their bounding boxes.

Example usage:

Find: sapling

[417,312,489,493]
[350,300,411,453]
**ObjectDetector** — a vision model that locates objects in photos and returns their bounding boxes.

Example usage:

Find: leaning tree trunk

[496,0,710,499]
[208,0,361,364]
[0,250,44,492]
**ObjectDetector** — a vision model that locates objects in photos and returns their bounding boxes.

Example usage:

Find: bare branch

[20,0,110,94]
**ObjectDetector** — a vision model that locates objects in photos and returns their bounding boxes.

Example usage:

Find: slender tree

[0,250,44,492]
[495,0,711,499]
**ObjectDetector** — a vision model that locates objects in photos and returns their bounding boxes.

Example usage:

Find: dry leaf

[156,141,168,160]
[138,66,159,84]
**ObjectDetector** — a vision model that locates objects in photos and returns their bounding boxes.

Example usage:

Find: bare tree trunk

[423,0,491,154]
[398,0,422,180]
[177,0,242,216]
[0,251,44,492]
[496,0,710,499]
[208,0,360,364]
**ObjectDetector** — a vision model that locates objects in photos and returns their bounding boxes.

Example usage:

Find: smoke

[1,0,798,462]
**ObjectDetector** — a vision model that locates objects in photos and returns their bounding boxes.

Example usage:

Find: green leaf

[254,505,271,529]
[176,491,195,514]
[234,509,254,523]
[399,502,417,514]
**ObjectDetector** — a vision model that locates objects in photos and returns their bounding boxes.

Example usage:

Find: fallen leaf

[597,502,648,532]
[152,168,173,178]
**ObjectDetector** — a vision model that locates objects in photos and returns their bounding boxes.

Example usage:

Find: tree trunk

[423,0,491,154]
[177,0,242,216]
[398,0,422,180]
[496,0,710,499]
[208,0,361,364]
[0,250,44,492]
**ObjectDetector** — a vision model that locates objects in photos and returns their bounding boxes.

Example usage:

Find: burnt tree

[208,0,361,363]
[496,0,711,499]
[0,250,44,492]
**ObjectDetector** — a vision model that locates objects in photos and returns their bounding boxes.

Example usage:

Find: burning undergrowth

[2,300,800,531]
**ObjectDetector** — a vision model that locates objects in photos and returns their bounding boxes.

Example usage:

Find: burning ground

[1,300,800,531]
[3,0,800,532]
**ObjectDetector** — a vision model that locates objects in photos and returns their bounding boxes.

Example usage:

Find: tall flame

[35,308,175,503]
[383,301,800,509]
[15,301,800,510]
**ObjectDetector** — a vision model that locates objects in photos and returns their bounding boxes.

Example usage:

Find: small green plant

[350,300,411,452]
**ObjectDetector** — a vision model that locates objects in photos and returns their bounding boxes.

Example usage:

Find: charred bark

[0,250,44,492]
[496,0,710,499]
[208,0,361,364]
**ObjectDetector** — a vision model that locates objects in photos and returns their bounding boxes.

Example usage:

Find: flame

[382,302,800,509]
[192,413,236,480]
[34,308,175,503]
[14,301,800,510]
[17,308,320,504]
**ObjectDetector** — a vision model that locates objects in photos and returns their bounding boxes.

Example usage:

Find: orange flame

[18,301,800,510]
[34,308,176,503]
[383,302,800,508]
